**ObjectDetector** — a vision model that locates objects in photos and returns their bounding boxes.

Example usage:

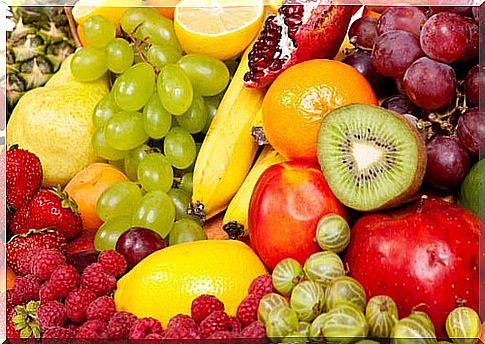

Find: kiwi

[316,104,426,211]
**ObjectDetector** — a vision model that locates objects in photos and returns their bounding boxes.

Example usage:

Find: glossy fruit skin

[344,197,480,337]
[249,160,348,269]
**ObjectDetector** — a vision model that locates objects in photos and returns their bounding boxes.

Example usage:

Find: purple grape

[420,12,470,64]
[342,51,382,89]
[116,227,167,269]
[459,17,479,61]
[67,251,100,274]
[425,135,471,190]
[348,16,378,49]
[395,76,406,95]
[457,108,484,156]
[429,6,472,16]
[371,30,423,77]
[376,6,427,37]
[381,94,422,118]
[403,57,456,110]
[465,64,484,106]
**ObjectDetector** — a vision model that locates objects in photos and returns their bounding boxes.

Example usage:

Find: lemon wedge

[72,0,142,27]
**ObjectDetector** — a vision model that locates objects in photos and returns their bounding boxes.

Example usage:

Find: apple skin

[344,197,481,338]
[248,160,348,270]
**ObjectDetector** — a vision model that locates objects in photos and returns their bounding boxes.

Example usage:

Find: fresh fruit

[365,295,399,338]
[290,281,325,322]
[243,3,354,88]
[70,46,108,82]
[6,147,43,210]
[112,63,155,112]
[262,59,377,162]
[94,215,133,251]
[257,293,288,325]
[11,187,82,239]
[157,64,193,116]
[132,191,176,238]
[82,15,116,48]
[315,213,351,253]
[266,305,299,338]
[31,248,66,281]
[344,197,480,337]
[348,16,378,49]
[249,160,348,269]
[317,104,426,212]
[163,127,197,169]
[114,240,267,326]
[168,219,207,246]
[325,276,367,312]
[6,56,109,187]
[223,146,286,239]
[377,7,427,37]
[6,7,76,110]
[272,258,305,296]
[115,227,167,269]
[446,306,481,344]
[96,181,143,222]
[457,108,484,156]
[303,251,345,288]
[464,64,483,107]
[137,152,173,192]
[72,0,142,27]
[105,38,134,74]
[391,316,437,344]
[80,262,117,296]
[64,163,129,230]
[174,0,265,60]
[189,46,262,221]
[381,94,422,119]
[97,250,127,277]
[458,159,485,221]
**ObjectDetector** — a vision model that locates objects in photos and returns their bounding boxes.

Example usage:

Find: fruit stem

[222,221,245,240]
[251,126,269,146]
[187,201,206,224]
[416,195,428,214]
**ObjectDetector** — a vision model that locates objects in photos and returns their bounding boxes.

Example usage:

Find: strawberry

[66,231,96,257]
[6,146,43,211]
[11,187,83,240]
[7,228,67,275]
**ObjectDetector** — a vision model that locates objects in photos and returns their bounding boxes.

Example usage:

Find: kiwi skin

[317,104,427,212]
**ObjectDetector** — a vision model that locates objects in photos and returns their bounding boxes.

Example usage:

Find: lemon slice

[72,0,142,27]
[174,0,265,60]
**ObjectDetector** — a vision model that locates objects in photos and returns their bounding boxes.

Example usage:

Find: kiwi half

[317,104,426,212]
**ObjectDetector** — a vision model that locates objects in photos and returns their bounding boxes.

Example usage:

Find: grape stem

[125,24,160,73]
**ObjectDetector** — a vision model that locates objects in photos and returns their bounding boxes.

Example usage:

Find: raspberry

[166,314,198,332]
[42,326,76,338]
[39,282,59,302]
[49,264,80,297]
[145,332,164,339]
[163,325,200,340]
[107,311,137,339]
[31,248,66,281]
[18,248,42,276]
[13,274,40,304]
[97,250,127,277]
[129,317,164,339]
[37,301,66,330]
[80,263,116,296]
[208,330,235,339]
[191,294,225,324]
[237,293,260,327]
[86,295,116,322]
[199,310,232,339]
[238,320,267,338]
[230,316,242,333]
[76,320,107,338]
[249,274,274,298]
[65,288,97,323]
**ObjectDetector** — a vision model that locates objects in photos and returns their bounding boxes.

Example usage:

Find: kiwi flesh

[317,104,426,212]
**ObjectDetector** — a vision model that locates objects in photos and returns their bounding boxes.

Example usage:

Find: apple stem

[416,195,429,214]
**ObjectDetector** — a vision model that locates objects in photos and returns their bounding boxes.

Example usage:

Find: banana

[188,44,265,221]
[222,145,286,239]
[250,106,269,146]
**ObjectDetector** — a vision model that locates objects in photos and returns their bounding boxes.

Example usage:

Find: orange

[6,266,15,290]
[362,6,382,19]
[64,163,128,231]
[262,59,378,162]
[77,25,88,47]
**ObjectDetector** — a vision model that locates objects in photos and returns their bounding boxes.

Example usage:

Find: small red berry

[37,300,66,330]
[31,248,66,281]
[49,264,80,297]
[80,263,116,296]
[199,310,233,339]
[129,317,164,339]
[17,248,42,276]
[39,282,59,302]
[86,296,116,322]
[107,311,137,339]
[248,274,274,298]
[237,320,267,338]
[65,288,97,323]
[237,293,260,327]
[191,294,225,324]
[208,330,235,339]
[76,319,107,338]
[13,274,40,304]
[230,316,242,333]
[42,326,76,338]
[97,250,127,277]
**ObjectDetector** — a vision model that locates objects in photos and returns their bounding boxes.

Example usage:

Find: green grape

[272,258,305,296]
[146,44,182,70]
[179,172,193,194]
[70,47,107,82]
[157,64,194,116]
[106,38,134,74]
[137,152,173,192]
[94,215,133,251]
[290,281,325,322]
[132,190,176,238]
[143,92,172,139]
[120,8,161,35]
[124,144,151,181]
[202,93,222,133]
[113,63,155,111]
[163,127,196,169]
[182,142,201,173]
[168,218,207,245]
[96,181,143,221]
[325,276,367,312]
[105,111,148,151]
[176,92,208,134]
[178,54,230,96]
[139,19,182,53]
[446,306,481,344]
[258,293,289,325]
[82,15,116,48]
[303,251,346,288]
[92,127,126,161]
[167,188,198,220]
[93,92,120,128]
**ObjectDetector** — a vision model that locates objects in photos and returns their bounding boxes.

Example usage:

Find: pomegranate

[344,197,481,337]
[243,1,354,88]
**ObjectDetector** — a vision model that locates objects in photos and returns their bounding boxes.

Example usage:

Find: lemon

[72,0,142,27]
[114,240,267,326]
[174,0,265,60]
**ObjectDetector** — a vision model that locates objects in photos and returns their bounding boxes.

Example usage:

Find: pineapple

[6,6,77,112]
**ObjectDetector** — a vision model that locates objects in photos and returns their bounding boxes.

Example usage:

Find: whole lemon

[114,240,267,326]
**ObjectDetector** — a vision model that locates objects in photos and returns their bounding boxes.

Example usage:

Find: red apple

[248,160,348,269]
[344,197,480,337]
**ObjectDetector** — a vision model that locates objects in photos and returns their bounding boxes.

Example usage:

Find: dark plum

[376,6,427,37]
[425,135,471,190]
[457,108,484,156]
[381,94,422,118]
[464,64,484,106]
[348,16,378,49]
[342,51,382,89]
[116,227,167,269]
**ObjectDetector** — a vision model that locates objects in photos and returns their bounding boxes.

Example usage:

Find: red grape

[420,12,469,64]
[342,51,382,89]
[348,16,378,50]
[116,227,167,269]
[403,57,456,110]
[425,135,470,190]
[429,6,472,16]
[395,76,406,95]
[457,108,484,156]
[371,30,423,77]
[459,17,479,61]
[376,6,427,37]
[464,64,484,106]
[381,94,422,119]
